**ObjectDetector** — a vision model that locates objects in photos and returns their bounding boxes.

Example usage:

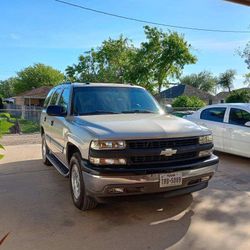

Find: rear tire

[69,152,98,211]
[42,134,52,166]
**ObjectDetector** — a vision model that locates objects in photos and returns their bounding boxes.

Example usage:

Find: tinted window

[43,89,54,108]
[49,88,62,105]
[73,87,161,115]
[200,107,226,123]
[58,87,70,113]
[229,108,250,126]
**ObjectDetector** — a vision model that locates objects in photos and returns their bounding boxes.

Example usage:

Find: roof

[226,0,250,6]
[159,84,214,100]
[216,88,250,100]
[15,86,53,98]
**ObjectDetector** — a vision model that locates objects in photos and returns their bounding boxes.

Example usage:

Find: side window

[43,89,54,108]
[200,107,226,123]
[49,88,61,106]
[229,108,250,126]
[58,87,70,113]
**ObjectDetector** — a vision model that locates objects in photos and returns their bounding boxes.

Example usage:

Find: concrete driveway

[0,144,249,250]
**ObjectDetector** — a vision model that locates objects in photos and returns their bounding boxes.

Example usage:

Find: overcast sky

[0,0,249,89]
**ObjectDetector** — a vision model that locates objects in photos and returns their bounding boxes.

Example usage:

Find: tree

[0,77,16,98]
[180,71,217,94]
[239,41,250,70]
[66,36,136,83]
[66,26,197,94]
[217,69,236,93]
[244,73,250,87]
[13,63,65,94]
[226,89,250,103]
[130,26,197,93]
[172,96,205,108]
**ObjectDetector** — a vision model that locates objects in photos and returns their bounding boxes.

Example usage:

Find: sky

[0,0,249,89]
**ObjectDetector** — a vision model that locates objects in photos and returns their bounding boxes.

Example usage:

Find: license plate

[159,172,182,188]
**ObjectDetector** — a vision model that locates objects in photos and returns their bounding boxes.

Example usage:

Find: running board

[47,154,69,177]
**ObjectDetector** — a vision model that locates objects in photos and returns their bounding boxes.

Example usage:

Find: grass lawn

[18,119,40,133]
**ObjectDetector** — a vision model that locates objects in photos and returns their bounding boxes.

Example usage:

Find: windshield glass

[72,86,163,116]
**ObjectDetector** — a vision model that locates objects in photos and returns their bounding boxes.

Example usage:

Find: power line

[55,0,250,34]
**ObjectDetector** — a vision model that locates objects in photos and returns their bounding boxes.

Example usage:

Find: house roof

[226,0,250,6]
[216,87,250,100]
[159,84,214,100]
[14,86,53,98]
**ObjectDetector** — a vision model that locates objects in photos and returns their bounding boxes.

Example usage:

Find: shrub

[226,89,250,103]
[172,96,205,108]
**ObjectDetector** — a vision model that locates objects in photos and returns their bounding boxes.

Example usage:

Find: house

[215,87,250,103]
[158,84,214,104]
[13,86,52,107]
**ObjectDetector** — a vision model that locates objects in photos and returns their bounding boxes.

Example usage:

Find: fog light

[89,157,126,165]
[199,149,213,157]
[108,187,125,194]
[201,176,210,181]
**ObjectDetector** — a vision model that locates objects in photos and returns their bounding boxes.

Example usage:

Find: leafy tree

[244,73,250,87]
[13,63,65,94]
[130,26,197,93]
[0,77,16,98]
[66,26,196,93]
[66,36,136,83]
[239,41,250,70]
[217,69,236,93]
[226,89,250,103]
[172,95,205,108]
[180,71,217,94]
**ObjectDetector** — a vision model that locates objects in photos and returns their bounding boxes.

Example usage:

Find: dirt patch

[0,133,41,146]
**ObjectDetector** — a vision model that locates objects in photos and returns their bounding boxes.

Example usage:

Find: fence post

[21,105,25,119]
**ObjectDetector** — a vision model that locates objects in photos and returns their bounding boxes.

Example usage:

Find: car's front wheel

[69,152,98,211]
[41,134,51,166]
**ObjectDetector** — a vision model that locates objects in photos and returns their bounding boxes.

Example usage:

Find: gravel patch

[0,133,41,146]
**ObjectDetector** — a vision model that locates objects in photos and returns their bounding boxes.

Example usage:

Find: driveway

[0,143,249,250]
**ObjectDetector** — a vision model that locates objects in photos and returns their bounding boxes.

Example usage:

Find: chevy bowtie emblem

[160,148,177,156]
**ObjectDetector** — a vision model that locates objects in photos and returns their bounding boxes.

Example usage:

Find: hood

[73,113,210,140]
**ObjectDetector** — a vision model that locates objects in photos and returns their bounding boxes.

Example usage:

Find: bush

[226,89,250,103]
[172,96,205,108]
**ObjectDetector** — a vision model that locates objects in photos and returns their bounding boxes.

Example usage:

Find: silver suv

[40,83,218,210]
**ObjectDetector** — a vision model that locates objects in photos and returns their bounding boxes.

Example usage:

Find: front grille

[127,137,199,149]
[130,152,197,164]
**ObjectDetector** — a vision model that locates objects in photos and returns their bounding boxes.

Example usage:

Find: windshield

[72,86,163,116]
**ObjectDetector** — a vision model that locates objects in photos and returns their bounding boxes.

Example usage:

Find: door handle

[44,117,47,122]
[51,120,54,126]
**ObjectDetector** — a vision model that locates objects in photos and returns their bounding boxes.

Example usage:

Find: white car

[185,103,250,158]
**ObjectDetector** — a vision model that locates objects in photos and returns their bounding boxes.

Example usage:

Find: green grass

[18,119,40,133]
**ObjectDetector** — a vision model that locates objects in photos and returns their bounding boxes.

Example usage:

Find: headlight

[199,149,213,157]
[89,157,126,165]
[90,140,126,150]
[199,134,213,144]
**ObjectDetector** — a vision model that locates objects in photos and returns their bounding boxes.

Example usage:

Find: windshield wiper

[79,111,120,116]
[121,110,156,114]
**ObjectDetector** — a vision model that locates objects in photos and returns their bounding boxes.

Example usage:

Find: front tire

[42,134,52,166]
[69,152,98,211]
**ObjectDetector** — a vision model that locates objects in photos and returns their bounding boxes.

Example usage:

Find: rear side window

[58,87,70,113]
[49,88,62,105]
[200,107,226,123]
[43,89,54,108]
[229,108,250,126]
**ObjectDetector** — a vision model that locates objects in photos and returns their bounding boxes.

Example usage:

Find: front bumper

[82,155,218,200]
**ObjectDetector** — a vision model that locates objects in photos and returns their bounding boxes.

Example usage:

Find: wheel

[41,134,52,166]
[69,152,98,211]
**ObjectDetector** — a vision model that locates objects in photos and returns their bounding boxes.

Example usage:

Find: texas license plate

[159,172,182,188]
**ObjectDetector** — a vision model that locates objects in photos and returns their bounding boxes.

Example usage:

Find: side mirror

[165,104,174,114]
[46,105,66,116]
[245,121,250,127]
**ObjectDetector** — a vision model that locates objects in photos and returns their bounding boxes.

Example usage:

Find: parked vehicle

[185,103,250,158]
[40,83,218,210]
